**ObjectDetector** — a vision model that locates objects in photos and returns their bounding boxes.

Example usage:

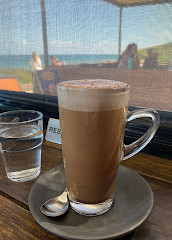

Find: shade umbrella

[41,0,49,67]
[103,0,172,56]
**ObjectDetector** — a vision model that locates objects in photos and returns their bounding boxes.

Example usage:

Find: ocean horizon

[0,54,118,69]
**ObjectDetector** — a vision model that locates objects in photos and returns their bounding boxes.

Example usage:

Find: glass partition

[0,0,171,111]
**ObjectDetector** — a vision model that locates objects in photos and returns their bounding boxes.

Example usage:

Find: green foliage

[0,68,32,83]
[139,42,172,64]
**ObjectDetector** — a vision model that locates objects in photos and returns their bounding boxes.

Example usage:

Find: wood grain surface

[132,176,172,240]
[0,145,63,205]
[0,195,59,240]
[0,191,135,240]
[0,143,171,240]
[121,152,172,184]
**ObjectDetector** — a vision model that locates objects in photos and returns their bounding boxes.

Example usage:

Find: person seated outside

[143,49,158,69]
[50,56,61,67]
[30,52,43,93]
[30,52,42,74]
[117,43,140,70]
[62,61,67,66]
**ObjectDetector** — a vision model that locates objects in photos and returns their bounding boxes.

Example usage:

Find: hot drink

[58,79,159,216]
[58,80,129,203]
[60,107,127,203]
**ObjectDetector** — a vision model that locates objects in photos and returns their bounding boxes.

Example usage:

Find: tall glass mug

[57,79,160,216]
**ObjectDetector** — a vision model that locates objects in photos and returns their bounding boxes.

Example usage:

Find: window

[0,0,171,156]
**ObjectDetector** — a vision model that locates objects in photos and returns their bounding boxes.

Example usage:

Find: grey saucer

[28,165,153,240]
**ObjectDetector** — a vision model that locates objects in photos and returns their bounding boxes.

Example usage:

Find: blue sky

[0,0,171,55]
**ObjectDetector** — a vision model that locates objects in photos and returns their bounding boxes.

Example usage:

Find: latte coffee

[58,80,129,204]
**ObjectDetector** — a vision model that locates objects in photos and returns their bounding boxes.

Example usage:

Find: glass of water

[0,110,43,182]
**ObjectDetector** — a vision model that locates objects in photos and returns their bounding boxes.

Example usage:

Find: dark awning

[104,0,171,7]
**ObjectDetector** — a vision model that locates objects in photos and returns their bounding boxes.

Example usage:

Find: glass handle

[123,109,160,161]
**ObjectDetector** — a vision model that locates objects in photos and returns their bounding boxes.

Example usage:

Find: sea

[0,54,118,69]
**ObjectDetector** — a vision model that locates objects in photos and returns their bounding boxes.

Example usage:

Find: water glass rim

[0,110,43,125]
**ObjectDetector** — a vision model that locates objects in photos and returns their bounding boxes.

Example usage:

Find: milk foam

[58,79,130,111]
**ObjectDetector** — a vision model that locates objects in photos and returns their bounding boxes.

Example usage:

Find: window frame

[0,89,171,159]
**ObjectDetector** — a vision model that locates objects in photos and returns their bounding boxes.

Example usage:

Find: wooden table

[0,143,171,240]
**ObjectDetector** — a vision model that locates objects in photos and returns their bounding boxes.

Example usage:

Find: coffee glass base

[69,196,114,216]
